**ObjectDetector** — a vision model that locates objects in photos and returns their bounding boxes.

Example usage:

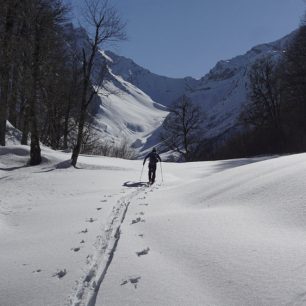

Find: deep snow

[1,146,306,306]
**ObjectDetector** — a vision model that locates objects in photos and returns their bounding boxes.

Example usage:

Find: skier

[143,147,162,185]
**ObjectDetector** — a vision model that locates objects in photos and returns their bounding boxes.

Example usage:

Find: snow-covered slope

[65,25,169,155]
[2,146,306,305]
[5,121,22,145]
[186,32,294,138]
[99,31,295,146]
[104,50,198,107]
[98,153,306,306]
[91,65,169,153]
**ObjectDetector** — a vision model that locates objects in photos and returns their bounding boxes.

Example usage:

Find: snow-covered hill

[104,50,198,107]
[90,64,169,154]
[67,25,169,156]
[93,31,295,151]
[2,146,306,305]
[186,32,294,138]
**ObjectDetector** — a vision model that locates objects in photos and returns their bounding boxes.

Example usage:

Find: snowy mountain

[186,32,293,139]
[104,50,198,107]
[91,31,294,154]
[68,25,170,156]
[89,64,169,154]
[63,25,295,157]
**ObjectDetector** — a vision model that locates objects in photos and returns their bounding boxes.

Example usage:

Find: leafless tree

[24,0,68,165]
[71,0,126,167]
[242,57,283,131]
[160,95,204,161]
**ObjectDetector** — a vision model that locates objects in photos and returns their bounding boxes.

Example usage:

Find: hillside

[91,31,295,151]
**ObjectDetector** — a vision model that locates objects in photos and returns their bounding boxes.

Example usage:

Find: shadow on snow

[123,181,148,188]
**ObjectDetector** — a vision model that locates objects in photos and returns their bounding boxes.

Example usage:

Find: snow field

[97,154,306,306]
[2,147,306,305]
[0,146,145,306]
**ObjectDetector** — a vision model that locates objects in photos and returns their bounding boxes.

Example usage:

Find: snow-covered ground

[1,146,306,306]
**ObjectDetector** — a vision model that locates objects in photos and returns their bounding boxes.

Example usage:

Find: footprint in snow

[86,218,96,223]
[52,269,67,279]
[137,212,145,216]
[131,217,145,225]
[121,276,141,289]
[136,247,150,257]
[100,200,107,203]
[32,269,42,273]
[71,247,80,252]
[86,254,93,264]
[80,228,88,234]
[138,203,148,206]
[80,240,85,244]
[96,207,102,211]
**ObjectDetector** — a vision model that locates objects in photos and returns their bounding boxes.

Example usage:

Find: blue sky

[68,0,305,79]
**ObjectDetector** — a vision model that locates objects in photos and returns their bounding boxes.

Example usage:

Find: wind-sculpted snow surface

[0,146,148,306]
[2,146,306,305]
[96,154,306,306]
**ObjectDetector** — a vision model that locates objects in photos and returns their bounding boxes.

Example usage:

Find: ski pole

[139,164,144,181]
[160,162,164,183]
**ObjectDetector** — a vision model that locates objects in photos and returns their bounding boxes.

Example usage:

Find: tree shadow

[33,160,75,173]
[123,181,148,188]
[0,165,28,171]
[211,155,279,172]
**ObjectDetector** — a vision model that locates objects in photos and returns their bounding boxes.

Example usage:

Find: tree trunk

[71,107,86,167]
[71,71,89,167]
[0,65,10,146]
[30,120,41,165]
[8,64,19,127]
[0,48,10,147]
[63,97,72,150]
[29,26,41,165]
[20,102,29,145]
[0,93,7,146]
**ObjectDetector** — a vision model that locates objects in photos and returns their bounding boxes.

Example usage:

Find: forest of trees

[0,0,125,166]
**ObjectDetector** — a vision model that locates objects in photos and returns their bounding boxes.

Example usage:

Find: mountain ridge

[91,30,296,154]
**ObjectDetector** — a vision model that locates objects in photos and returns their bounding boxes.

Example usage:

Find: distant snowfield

[91,69,168,155]
[1,146,306,306]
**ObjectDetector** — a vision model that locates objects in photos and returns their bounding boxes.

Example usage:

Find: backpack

[149,152,159,165]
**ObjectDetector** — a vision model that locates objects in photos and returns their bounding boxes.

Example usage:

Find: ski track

[69,184,150,306]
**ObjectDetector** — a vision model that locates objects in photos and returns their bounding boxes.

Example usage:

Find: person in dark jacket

[143,147,161,184]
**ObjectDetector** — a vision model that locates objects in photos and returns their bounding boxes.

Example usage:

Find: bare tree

[25,0,68,165]
[280,23,306,142]
[242,57,283,131]
[71,0,126,167]
[160,95,204,161]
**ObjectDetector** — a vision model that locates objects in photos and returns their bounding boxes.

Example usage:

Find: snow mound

[5,121,22,145]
